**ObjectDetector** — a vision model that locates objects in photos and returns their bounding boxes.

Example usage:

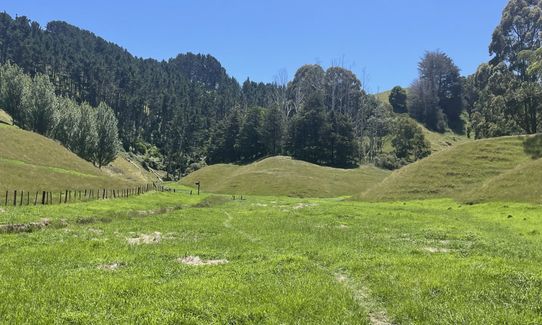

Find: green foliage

[236,107,266,162]
[389,86,407,114]
[391,117,431,162]
[286,92,331,165]
[93,103,119,168]
[0,62,119,167]
[480,0,542,135]
[261,106,284,155]
[408,51,464,132]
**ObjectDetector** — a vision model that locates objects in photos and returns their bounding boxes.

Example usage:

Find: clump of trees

[0,62,119,167]
[408,51,464,133]
[466,0,542,138]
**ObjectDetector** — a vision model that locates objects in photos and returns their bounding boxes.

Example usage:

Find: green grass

[360,136,536,203]
[1,192,542,323]
[0,124,152,192]
[180,156,390,198]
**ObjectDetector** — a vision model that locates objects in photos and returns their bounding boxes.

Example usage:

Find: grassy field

[180,156,390,198]
[359,136,539,203]
[1,190,542,323]
[0,123,154,192]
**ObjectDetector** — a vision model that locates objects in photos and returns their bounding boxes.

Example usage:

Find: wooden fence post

[65,190,68,204]
[41,191,46,205]
[13,190,17,207]
[34,192,38,205]
[26,191,30,205]
[4,191,8,206]
[20,191,23,206]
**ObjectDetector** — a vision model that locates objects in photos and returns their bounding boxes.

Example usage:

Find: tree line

[0,62,119,167]
[0,12,432,173]
[1,0,537,174]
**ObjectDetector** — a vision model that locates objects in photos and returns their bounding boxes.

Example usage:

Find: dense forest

[0,0,541,177]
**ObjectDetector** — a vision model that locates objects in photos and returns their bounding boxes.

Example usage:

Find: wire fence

[0,183,173,207]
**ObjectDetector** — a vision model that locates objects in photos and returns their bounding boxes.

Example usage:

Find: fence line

[0,182,178,207]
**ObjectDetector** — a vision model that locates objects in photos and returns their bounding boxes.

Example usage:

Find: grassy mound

[359,136,535,202]
[180,156,390,197]
[0,123,148,192]
[468,156,542,203]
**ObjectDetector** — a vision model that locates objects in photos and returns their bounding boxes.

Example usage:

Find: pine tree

[262,106,284,155]
[237,107,265,161]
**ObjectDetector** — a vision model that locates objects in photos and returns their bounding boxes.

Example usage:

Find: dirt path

[222,210,392,324]
[335,272,393,325]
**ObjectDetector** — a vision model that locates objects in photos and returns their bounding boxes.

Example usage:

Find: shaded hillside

[358,136,532,202]
[180,156,390,198]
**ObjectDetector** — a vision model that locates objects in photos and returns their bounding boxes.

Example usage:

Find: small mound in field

[127,232,161,245]
[0,207,5,213]
[0,218,51,233]
[180,156,390,198]
[97,262,123,271]
[177,255,228,266]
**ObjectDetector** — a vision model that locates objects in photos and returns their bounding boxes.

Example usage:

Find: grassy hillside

[469,156,542,203]
[180,156,390,197]
[0,109,13,125]
[359,136,535,202]
[0,123,147,192]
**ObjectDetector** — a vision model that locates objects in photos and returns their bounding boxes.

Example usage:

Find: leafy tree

[93,102,119,168]
[391,117,431,162]
[0,62,31,128]
[236,107,266,161]
[27,74,57,136]
[75,102,98,161]
[389,86,407,113]
[287,64,325,115]
[324,67,363,115]
[488,0,542,134]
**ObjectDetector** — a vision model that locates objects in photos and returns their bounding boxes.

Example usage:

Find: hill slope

[358,136,538,202]
[0,123,151,192]
[180,156,390,197]
[359,137,531,201]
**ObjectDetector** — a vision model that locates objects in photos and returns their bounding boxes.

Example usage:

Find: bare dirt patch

[335,272,392,325]
[127,232,162,245]
[177,255,228,266]
[293,203,318,210]
[97,262,123,271]
[423,247,451,253]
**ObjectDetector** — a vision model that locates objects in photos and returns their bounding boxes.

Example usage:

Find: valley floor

[0,189,541,324]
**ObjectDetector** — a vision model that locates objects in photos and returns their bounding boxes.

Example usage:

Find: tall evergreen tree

[237,107,265,161]
[262,106,284,155]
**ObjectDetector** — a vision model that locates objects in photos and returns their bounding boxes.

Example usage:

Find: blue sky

[3,0,508,93]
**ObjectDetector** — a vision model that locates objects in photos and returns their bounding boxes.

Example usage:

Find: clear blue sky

[3,0,508,93]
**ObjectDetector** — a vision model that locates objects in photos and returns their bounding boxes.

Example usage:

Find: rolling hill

[358,136,541,203]
[0,120,156,192]
[180,156,390,198]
